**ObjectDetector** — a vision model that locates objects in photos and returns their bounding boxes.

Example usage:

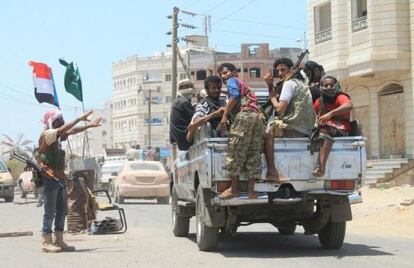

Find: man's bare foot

[218,187,240,199]
[266,170,289,183]
[312,167,325,177]
[247,178,257,199]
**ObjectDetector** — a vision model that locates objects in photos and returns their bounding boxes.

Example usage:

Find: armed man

[38,109,101,253]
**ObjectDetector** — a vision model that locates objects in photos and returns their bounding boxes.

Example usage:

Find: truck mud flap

[202,189,226,228]
[330,197,352,222]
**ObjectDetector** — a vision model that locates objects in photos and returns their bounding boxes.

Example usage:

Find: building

[111,37,215,149]
[88,101,113,156]
[216,44,303,90]
[66,102,112,157]
[308,0,413,159]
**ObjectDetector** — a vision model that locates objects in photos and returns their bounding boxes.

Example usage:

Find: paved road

[0,195,413,268]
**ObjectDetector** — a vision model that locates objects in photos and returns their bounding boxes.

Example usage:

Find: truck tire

[114,188,124,204]
[171,186,189,237]
[21,191,27,199]
[196,186,219,251]
[4,196,14,203]
[278,223,297,235]
[157,196,170,204]
[318,221,346,249]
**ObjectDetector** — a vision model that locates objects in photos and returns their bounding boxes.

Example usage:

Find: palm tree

[1,133,33,157]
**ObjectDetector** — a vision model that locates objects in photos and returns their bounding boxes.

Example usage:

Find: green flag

[59,58,83,102]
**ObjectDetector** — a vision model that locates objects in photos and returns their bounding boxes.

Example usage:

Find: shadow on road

[186,232,393,259]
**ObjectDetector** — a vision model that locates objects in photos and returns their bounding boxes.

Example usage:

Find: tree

[1,133,33,180]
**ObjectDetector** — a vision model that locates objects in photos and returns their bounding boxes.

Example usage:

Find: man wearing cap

[169,78,196,151]
[303,60,325,103]
[38,109,101,253]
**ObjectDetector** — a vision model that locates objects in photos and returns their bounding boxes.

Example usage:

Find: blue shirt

[226,77,241,100]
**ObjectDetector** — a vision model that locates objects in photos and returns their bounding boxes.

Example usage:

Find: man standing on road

[38,109,101,253]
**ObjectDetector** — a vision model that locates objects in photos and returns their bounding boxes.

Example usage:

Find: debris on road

[0,231,33,238]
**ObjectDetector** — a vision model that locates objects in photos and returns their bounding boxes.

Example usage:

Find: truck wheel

[4,196,14,203]
[157,196,170,204]
[171,186,189,237]
[114,188,124,204]
[318,221,346,249]
[278,223,297,235]
[21,191,27,199]
[196,186,219,251]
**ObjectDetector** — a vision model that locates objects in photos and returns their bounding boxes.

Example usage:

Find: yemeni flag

[28,61,60,108]
[59,58,83,102]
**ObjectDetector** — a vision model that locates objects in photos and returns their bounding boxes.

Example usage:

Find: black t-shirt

[169,96,195,150]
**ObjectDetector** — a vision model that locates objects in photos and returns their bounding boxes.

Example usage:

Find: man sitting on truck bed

[313,75,353,177]
[264,57,316,182]
[217,63,265,199]
[169,79,196,151]
[186,75,226,142]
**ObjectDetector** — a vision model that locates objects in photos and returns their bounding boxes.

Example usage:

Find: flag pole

[81,101,90,158]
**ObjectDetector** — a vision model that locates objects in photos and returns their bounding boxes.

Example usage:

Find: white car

[113,160,170,204]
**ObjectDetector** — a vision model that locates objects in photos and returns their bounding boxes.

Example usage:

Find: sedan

[113,160,170,204]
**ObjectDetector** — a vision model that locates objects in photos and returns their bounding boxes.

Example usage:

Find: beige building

[308,0,413,159]
[111,39,215,149]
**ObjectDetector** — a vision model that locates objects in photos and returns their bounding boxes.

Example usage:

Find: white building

[111,36,215,149]
[308,0,414,159]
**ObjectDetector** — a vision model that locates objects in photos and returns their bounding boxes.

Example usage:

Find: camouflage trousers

[226,110,265,178]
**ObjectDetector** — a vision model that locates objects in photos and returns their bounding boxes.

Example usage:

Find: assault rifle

[262,49,310,118]
[10,152,64,187]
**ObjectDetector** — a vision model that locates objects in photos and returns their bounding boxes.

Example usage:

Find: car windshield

[127,162,163,171]
[0,161,8,173]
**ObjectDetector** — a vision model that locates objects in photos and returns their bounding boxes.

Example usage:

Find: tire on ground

[195,186,219,251]
[318,221,346,249]
[171,186,189,237]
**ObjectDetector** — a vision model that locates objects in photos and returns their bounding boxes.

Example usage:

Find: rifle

[262,49,310,118]
[10,152,64,188]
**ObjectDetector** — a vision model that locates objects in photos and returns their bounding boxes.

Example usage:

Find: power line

[211,29,298,41]
[211,0,258,26]
[206,15,305,30]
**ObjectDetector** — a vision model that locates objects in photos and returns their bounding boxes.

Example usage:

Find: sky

[0,0,306,145]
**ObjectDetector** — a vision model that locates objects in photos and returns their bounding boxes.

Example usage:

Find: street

[0,194,413,268]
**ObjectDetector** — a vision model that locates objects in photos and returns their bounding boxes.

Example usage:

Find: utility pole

[148,90,152,147]
[171,6,179,101]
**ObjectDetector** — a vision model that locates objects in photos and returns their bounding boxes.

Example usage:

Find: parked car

[99,161,124,194]
[0,160,14,202]
[18,168,38,199]
[113,160,170,204]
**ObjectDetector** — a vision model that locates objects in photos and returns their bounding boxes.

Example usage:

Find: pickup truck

[171,120,366,251]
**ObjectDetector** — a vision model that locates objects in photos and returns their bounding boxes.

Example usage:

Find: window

[190,71,195,76]
[352,0,367,32]
[102,130,107,136]
[102,144,107,149]
[243,68,248,73]
[180,73,187,80]
[165,74,172,81]
[249,67,261,78]
[314,2,332,44]
[102,118,107,123]
[236,68,241,73]
[196,70,207,80]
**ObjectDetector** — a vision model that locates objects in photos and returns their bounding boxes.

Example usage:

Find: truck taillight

[122,176,127,181]
[326,180,355,190]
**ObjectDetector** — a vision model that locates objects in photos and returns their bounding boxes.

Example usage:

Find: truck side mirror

[111,172,118,176]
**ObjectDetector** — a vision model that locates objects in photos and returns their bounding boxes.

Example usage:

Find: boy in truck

[217,63,265,199]
[186,75,226,142]
[313,75,353,177]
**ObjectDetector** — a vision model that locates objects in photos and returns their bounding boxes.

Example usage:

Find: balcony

[315,28,332,44]
[352,16,367,32]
